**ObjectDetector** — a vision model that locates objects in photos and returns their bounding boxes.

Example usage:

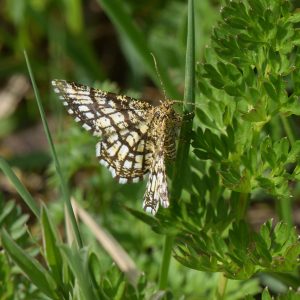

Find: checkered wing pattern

[52,79,181,215]
[52,80,153,183]
[143,151,169,214]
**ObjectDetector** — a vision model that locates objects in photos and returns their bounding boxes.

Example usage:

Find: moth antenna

[150,53,167,101]
[150,53,200,110]
[172,99,201,109]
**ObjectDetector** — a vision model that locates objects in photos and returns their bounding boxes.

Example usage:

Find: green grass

[1,0,300,299]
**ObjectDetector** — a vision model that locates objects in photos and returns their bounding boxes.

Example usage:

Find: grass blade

[60,246,97,300]
[159,0,196,290]
[1,229,58,299]
[41,206,64,286]
[23,50,83,249]
[72,199,141,286]
[0,157,39,218]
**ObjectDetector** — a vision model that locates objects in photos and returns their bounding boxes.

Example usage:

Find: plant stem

[24,51,83,249]
[277,197,293,228]
[278,114,294,227]
[159,235,174,290]
[236,192,249,221]
[280,114,295,145]
[216,273,228,300]
[159,0,195,290]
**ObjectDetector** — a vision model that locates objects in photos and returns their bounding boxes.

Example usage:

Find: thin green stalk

[278,114,294,227]
[159,0,195,290]
[277,197,293,228]
[0,157,40,218]
[24,51,83,249]
[159,235,174,290]
[216,273,228,300]
[280,114,295,145]
[236,193,249,221]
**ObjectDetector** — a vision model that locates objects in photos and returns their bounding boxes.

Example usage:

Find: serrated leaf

[226,16,249,30]
[287,141,300,163]
[253,233,273,264]
[263,81,278,101]
[280,95,300,116]
[287,13,300,23]
[241,105,267,122]
[224,84,242,97]
[203,64,224,87]
[217,61,228,77]
[260,136,277,167]
[197,78,213,98]
[274,137,289,163]
[273,222,291,250]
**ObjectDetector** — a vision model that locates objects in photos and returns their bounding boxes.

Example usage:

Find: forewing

[96,123,154,183]
[52,79,152,137]
[143,152,169,215]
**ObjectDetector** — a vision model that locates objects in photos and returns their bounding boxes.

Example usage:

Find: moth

[52,80,182,214]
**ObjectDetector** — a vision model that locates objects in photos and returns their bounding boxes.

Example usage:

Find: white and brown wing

[52,80,151,137]
[52,79,154,183]
[52,79,180,215]
[143,151,169,215]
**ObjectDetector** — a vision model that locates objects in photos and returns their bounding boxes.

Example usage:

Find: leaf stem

[159,235,174,290]
[216,272,228,300]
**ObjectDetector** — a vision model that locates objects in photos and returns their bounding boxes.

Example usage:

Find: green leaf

[203,64,224,88]
[0,157,39,218]
[274,137,289,163]
[263,81,278,101]
[1,229,57,299]
[60,246,97,300]
[262,288,272,300]
[260,136,277,167]
[241,102,267,122]
[287,141,300,163]
[41,206,64,286]
[124,206,162,232]
[280,95,300,116]
[287,13,300,23]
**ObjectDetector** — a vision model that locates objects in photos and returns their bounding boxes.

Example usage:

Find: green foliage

[262,287,300,300]
[195,0,300,201]
[2,0,300,299]
[0,194,40,299]
[179,0,300,283]
[1,206,148,300]
[129,0,300,296]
